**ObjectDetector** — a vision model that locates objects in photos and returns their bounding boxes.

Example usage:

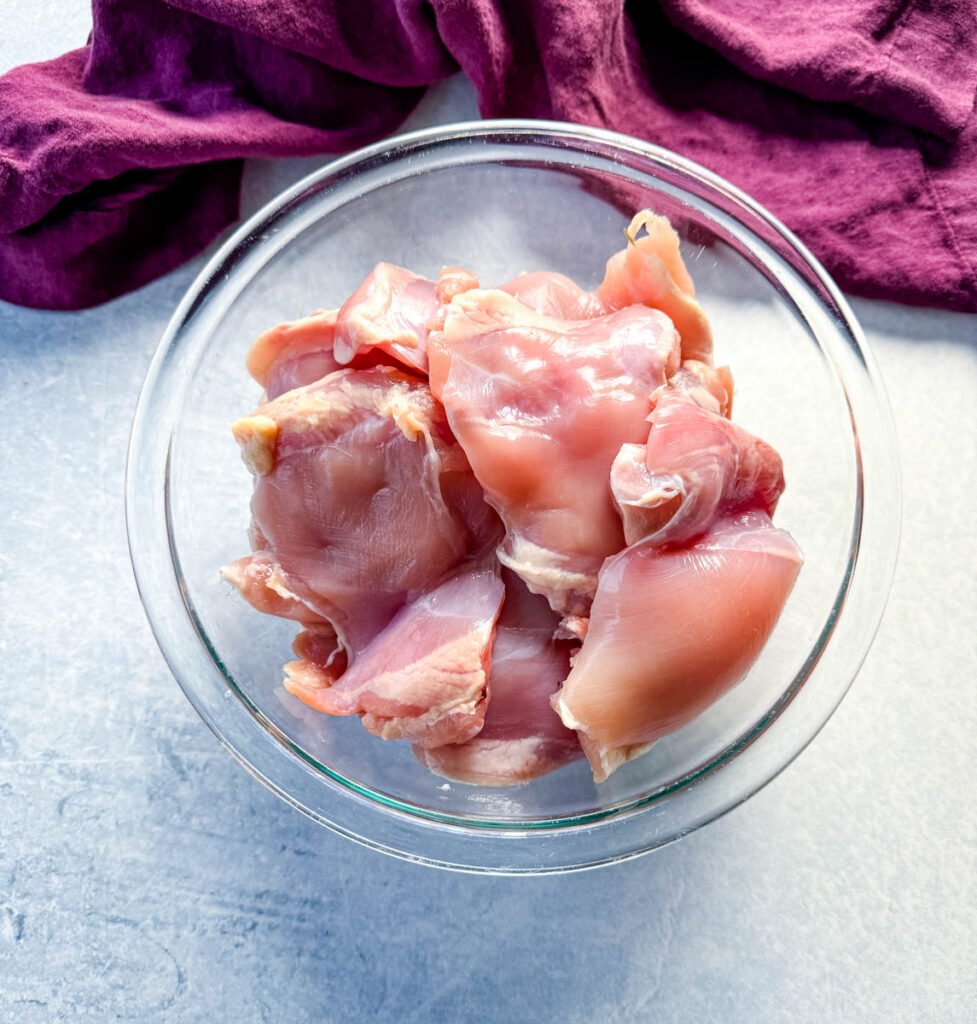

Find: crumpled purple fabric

[1,0,975,311]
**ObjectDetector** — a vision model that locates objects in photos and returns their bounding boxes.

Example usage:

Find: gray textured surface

[2,14,976,1023]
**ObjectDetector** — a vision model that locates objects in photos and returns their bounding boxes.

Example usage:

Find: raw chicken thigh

[285,567,504,748]
[224,210,801,786]
[247,262,479,399]
[554,512,802,781]
[227,365,503,748]
[333,262,479,374]
[220,551,328,624]
[232,366,497,651]
[610,384,784,548]
[247,309,343,401]
[502,211,711,361]
[598,211,713,364]
[429,290,679,618]
[415,573,582,784]
[501,271,604,319]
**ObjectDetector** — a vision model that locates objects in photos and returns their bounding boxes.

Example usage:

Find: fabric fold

[658,0,977,139]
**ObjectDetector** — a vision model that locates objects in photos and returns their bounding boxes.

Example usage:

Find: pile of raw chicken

[224,212,802,786]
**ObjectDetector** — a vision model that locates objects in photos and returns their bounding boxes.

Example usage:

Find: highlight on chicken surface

[223,210,802,786]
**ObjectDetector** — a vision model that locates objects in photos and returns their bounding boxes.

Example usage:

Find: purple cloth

[1,0,975,311]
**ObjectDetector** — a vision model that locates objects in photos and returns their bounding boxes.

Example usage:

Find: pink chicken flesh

[333,262,479,375]
[501,271,605,319]
[248,264,480,401]
[501,214,711,369]
[225,209,802,785]
[611,385,785,548]
[429,288,680,619]
[554,512,802,781]
[230,366,500,656]
[415,573,582,785]
[598,211,713,364]
[221,551,328,624]
[284,567,504,749]
[248,307,416,401]
[669,360,734,419]
[284,624,348,692]
[247,309,344,401]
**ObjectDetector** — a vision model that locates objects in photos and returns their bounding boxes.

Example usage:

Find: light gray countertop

[1,14,976,1023]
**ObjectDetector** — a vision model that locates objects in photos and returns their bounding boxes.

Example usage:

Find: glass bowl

[126,120,900,874]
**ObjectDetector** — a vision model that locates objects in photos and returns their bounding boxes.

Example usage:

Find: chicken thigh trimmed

[598,211,713,364]
[285,567,504,749]
[555,511,802,781]
[231,366,500,655]
[414,572,582,785]
[334,262,479,375]
[429,288,680,618]
[611,385,784,548]
[225,211,802,785]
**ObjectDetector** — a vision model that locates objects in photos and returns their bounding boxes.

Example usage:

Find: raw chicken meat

[610,385,784,548]
[598,211,713,364]
[221,552,328,624]
[333,263,479,374]
[501,214,711,369]
[284,567,504,748]
[247,307,420,402]
[231,366,500,655]
[415,573,582,785]
[429,288,680,618]
[224,209,802,786]
[669,359,734,418]
[554,511,802,781]
[501,271,604,319]
[248,265,479,402]
[282,624,349,695]
[247,308,343,401]
[436,266,481,304]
